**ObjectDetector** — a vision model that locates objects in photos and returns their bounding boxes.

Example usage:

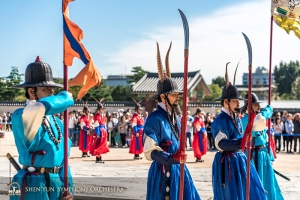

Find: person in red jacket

[79,104,92,157]
[129,99,144,159]
[192,108,207,162]
[90,98,110,163]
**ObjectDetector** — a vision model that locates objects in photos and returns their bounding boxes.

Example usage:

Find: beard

[233,107,240,113]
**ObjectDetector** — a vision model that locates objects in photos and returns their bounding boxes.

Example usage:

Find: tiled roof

[131,70,211,95]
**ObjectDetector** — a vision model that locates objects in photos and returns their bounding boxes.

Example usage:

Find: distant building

[237,66,275,100]
[105,75,130,87]
[132,70,211,113]
[242,66,274,86]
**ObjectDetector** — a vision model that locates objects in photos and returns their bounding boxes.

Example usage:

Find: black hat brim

[213,96,246,101]
[150,89,184,100]
[11,81,63,88]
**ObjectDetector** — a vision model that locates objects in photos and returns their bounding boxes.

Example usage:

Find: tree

[111,85,132,101]
[127,66,148,85]
[291,77,300,100]
[68,79,113,102]
[212,76,225,88]
[0,66,24,101]
[203,84,222,101]
[273,61,300,96]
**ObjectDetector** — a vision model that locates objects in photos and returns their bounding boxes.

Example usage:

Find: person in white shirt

[68,111,76,145]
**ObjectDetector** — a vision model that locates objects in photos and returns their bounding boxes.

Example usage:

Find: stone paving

[0,132,299,199]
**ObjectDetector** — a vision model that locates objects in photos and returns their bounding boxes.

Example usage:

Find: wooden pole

[268,15,274,154]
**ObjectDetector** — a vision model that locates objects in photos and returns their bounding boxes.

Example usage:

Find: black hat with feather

[214,61,245,101]
[152,42,183,100]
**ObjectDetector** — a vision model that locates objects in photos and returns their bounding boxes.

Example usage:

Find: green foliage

[280,93,295,100]
[203,84,222,101]
[73,80,114,102]
[127,66,148,84]
[291,77,300,100]
[0,66,24,101]
[273,61,300,96]
[111,85,133,101]
[212,76,225,88]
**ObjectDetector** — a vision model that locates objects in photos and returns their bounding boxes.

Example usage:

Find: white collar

[26,99,36,104]
[158,102,172,115]
[221,107,231,117]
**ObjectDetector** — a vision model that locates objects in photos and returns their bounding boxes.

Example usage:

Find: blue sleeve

[94,126,100,136]
[150,150,179,165]
[241,113,249,134]
[260,105,273,120]
[133,126,139,134]
[218,138,242,151]
[38,91,74,115]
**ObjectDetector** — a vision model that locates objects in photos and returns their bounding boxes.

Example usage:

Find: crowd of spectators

[0,112,12,132]
[1,108,300,154]
[271,111,300,154]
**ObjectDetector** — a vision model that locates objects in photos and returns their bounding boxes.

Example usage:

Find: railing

[0,101,221,108]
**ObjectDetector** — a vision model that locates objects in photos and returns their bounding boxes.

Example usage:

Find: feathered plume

[165,42,172,78]
[156,42,164,82]
[233,59,241,86]
[92,97,105,103]
[131,97,138,105]
[225,62,230,89]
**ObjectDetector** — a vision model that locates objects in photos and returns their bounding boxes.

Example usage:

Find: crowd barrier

[274,134,300,137]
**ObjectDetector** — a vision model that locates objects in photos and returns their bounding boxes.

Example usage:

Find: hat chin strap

[164,94,177,110]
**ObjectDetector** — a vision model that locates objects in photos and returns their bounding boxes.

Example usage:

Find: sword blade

[178,9,189,50]
[242,32,252,67]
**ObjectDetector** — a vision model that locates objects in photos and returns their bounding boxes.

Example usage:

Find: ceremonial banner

[63,0,101,100]
[271,0,300,39]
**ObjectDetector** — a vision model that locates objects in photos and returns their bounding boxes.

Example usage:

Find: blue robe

[212,111,267,200]
[10,91,74,200]
[241,106,284,200]
[143,105,201,200]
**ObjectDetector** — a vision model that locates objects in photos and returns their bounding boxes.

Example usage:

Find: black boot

[95,157,99,163]
[99,156,104,163]
[82,153,87,157]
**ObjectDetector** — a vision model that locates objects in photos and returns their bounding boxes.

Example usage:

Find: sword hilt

[6,153,21,171]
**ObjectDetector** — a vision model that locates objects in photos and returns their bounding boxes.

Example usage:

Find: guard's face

[100,108,104,114]
[137,108,142,114]
[252,103,260,113]
[167,93,180,106]
[36,87,54,99]
[227,99,240,113]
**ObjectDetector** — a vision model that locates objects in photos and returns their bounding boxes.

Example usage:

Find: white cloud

[105,0,300,84]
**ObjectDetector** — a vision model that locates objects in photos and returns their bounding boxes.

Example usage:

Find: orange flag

[63,0,101,100]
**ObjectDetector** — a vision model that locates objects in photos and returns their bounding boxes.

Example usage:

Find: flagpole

[62,0,69,196]
[268,15,274,154]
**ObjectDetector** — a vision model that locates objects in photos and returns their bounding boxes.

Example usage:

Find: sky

[1,0,300,85]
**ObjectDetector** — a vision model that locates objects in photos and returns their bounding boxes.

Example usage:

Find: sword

[178,9,189,200]
[6,153,21,171]
[242,32,253,200]
[274,169,290,181]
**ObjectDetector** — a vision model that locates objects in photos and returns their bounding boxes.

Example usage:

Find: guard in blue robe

[241,93,284,200]
[143,42,200,200]
[10,57,74,200]
[212,65,267,200]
